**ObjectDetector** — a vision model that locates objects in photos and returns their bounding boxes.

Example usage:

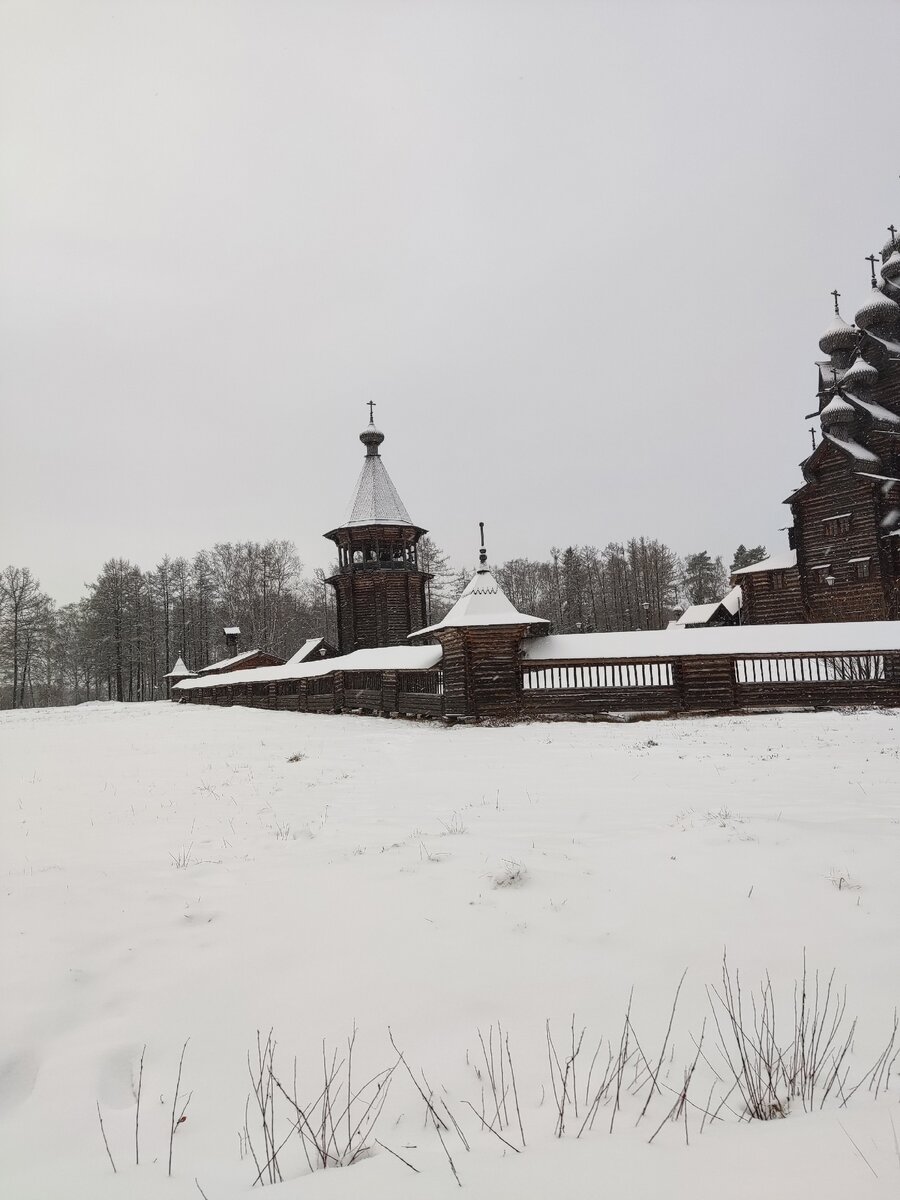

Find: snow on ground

[1,702,899,1198]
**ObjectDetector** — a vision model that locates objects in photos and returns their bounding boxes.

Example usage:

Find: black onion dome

[840,354,879,391]
[855,286,900,334]
[359,422,385,454]
[819,393,856,431]
[818,314,858,355]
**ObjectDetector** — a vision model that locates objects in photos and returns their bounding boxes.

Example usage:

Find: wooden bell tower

[324,408,431,653]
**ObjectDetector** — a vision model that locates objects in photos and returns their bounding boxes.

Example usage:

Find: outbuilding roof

[198,649,263,674]
[730,550,797,576]
[285,638,327,665]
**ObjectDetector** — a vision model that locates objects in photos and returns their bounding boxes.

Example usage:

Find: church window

[772,572,785,591]
[850,557,871,580]
[822,514,851,537]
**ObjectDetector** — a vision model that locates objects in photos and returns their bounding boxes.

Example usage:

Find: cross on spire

[831,288,841,315]
[889,224,898,250]
[367,399,377,424]
[865,254,879,285]
[478,521,488,568]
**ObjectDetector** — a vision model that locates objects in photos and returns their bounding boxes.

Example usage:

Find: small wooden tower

[409,525,548,718]
[163,656,195,698]
[223,626,241,656]
[324,409,431,652]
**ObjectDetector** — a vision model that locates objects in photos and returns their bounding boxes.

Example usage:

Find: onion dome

[855,286,900,334]
[840,354,879,391]
[881,250,900,283]
[819,392,856,432]
[818,313,857,355]
[359,421,385,456]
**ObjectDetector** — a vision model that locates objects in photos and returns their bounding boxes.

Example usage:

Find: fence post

[382,670,399,715]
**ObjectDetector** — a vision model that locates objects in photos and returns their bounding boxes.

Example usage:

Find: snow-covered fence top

[173,645,442,692]
[522,621,900,663]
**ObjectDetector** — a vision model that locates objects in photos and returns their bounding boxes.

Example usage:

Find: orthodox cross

[830,288,841,315]
[865,254,879,285]
[810,427,817,452]
[367,399,376,423]
[889,224,898,251]
[478,521,487,567]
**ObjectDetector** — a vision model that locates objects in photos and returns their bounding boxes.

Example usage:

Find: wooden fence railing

[521,651,900,715]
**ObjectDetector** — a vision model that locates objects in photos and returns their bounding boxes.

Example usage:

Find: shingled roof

[341,421,415,528]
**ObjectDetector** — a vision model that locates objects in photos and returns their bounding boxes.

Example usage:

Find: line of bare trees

[1,536,750,709]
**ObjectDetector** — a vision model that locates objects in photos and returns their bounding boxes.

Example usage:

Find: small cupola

[840,353,879,392]
[855,254,900,334]
[818,290,857,356]
[819,392,856,432]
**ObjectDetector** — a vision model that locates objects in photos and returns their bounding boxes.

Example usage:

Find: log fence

[176,647,900,719]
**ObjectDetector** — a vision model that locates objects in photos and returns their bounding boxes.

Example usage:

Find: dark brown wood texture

[325,524,430,653]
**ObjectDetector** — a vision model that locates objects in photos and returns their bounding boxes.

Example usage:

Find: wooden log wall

[175,649,900,719]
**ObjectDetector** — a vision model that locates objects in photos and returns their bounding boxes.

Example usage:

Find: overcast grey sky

[1,0,898,603]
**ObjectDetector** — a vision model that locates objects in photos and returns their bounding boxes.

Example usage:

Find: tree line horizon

[0,538,768,709]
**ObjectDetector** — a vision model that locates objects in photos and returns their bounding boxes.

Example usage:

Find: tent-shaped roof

[410,566,548,639]
[328,421,419,533]
[164,656,195,680]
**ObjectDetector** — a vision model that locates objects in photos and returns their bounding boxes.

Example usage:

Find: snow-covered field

[2,702,900,1198]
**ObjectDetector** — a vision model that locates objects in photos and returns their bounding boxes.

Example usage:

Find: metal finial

[831,365,840,390]
[831,288,841,315]
[889,224,898,250]
[367,399,376,423]
[478,521,487,567]
[865,254,879,286]
[810,427,817,452]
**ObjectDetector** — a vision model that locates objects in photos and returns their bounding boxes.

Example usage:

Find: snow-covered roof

[823,432,879,464]
[198,649,263,674]
[223,626,240,637]
[843,391,900,425]
[675,602,719,626]
[285,638,326,665]
[721,585,743,616]
[731,550,797,576]
[674,586,743,628]
[174,645,442,691]
[164,656,195,679]
[522,621,900,663]
[409,566,549,639]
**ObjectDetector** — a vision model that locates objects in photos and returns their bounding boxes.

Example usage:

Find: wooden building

[324,415,431,653]
[197,648,285,676]
[408,535,548,718]
[735,227,900,623]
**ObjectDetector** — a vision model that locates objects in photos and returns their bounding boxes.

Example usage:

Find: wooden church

[733,226,900,623]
